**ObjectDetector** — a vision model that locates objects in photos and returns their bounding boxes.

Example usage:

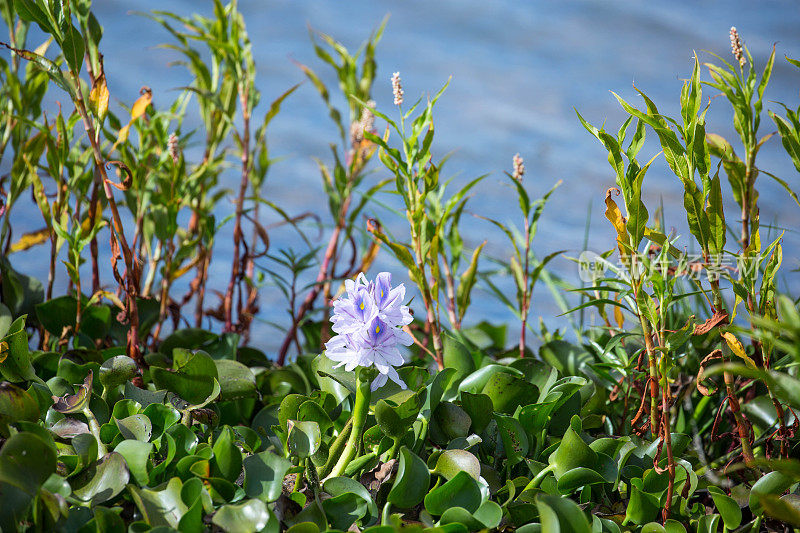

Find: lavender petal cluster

[325,272,413,390]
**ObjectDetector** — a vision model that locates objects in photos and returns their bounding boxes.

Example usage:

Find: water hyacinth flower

[325,272,413,390]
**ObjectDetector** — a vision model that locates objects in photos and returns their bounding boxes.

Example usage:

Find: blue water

[8,0,800,353]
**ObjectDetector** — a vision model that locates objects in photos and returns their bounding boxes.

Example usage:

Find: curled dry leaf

[697,349,723,396]
[51,370,93,413]
[360,458,397,498]
[693,310,729,336]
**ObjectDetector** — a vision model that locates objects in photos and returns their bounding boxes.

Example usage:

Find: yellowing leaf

[130,87,152,121]
[604,187,628,256]
[614,300,624,329]
[721,331,757,369]
[9,228,50,253]
[114,88,152,149]
[116,124,131,146]
[89,72,109,121]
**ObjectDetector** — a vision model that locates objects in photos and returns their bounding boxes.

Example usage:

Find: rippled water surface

[9,1,800,352]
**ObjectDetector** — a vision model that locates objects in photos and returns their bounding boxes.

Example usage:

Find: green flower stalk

[326,370,372,480]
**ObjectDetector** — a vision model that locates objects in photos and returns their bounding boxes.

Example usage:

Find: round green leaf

[99,355,138,390]
[212,499,271,533]
[387,447,430,509]
[243,451,292,502]
[433,449,481,481]
[536,493,590,533]
[708,486,742,529]
[115,439,152,486]
[116,414,152,442]
[287,420,321,459]
[71,452,130,504]
[215,359,257,401]
[424,470,482,516]
[212,426,243,481]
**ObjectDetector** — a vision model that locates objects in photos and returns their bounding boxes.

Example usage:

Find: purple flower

[324,272,413,390]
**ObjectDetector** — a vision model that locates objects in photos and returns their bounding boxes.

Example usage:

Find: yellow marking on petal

[359,302,365,310]
[375,325,380,333]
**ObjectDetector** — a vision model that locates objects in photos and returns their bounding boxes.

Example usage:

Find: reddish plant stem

[661,380,676,521]
[224,85,252,333]
[72,72,142,369]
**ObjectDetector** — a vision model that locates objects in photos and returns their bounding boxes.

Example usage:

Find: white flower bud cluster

[391,72,404,106]
[512,153,525,181]
[730,27,746,69]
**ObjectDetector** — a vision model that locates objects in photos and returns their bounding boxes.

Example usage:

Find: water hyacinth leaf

[0,316,39,382]
[691,514,720,533]
[287,420,321,458]
[0,431,56,495]
[481,371,537,414]
[707,486,742,529]
[536,494,591,533]
[99,355,138,391]
[151,349,218,405]
[459,392,493,434]
[374,389,423,439]
[243,451,292,502]
[50,417,90,439]
[433,449,481,481]
[71,452,130,504]
[297,400,333,435]
[749,471,795,515]
[212,426,243,481]
[215,359,257,401]
[279,394,311,432]
[457,365,523,395]
[624,477,662,525]
[442,334,475,380]
[321,491,369,530]
[424,470,483,515]
[51,370,93,413]
[1,261,45,320]
[116,414,152,442]
[440,500,502,531]
[123,382,166,408]
[432,401,471,442]
[141,403,181,441]
[311,354,353,402]
[548,416,597,478]
[112,399,142,419]
[70,432,99,473]
[178,477,210,532]
[494,413,529,466]
[387,446,430,508]
[556,467,608,494]
[324,476,379,524]
[0,382,40,435]
[35,296,111,341]
[115,440,152,486]
[129,476,187,528]
[664,520,687,533]
[212,499,271,533]
[539,340,593,377]
[158,329,217,357]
